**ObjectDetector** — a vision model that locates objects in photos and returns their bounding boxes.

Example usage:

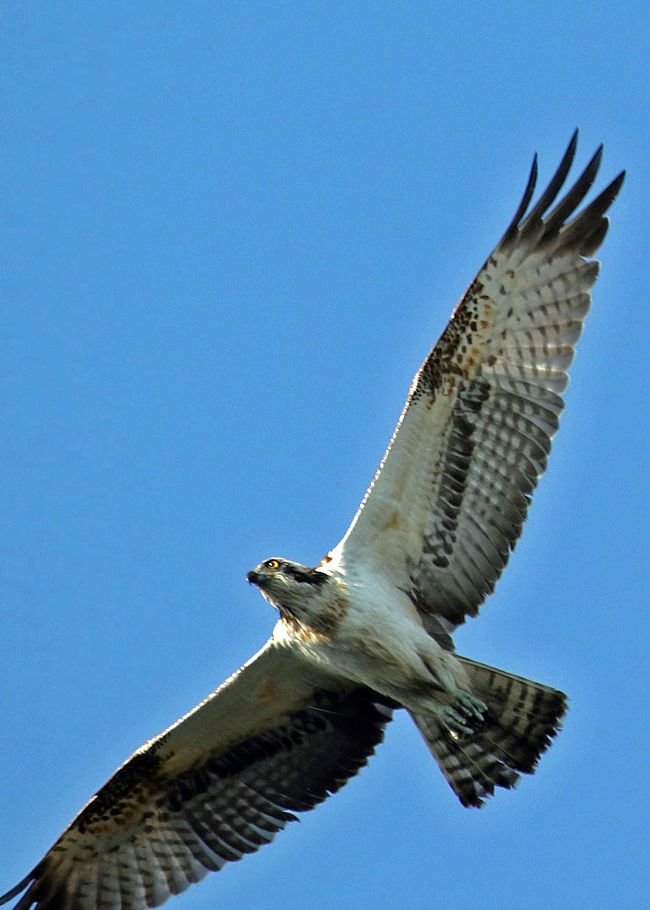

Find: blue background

[1,4,648,909]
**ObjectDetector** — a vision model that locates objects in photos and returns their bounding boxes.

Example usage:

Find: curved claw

[457,692,487,721]
[438,705,476,737]
[434,691,487,737]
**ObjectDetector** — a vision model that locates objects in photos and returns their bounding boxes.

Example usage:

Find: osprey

[1,133,624,910]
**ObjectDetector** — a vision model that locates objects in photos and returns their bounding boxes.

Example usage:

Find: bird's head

[246,557,331,621]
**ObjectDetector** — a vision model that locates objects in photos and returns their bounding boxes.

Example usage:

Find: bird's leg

[420,654,487,735]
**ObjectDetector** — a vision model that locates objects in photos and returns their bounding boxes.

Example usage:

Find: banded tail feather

[411,657,567,807]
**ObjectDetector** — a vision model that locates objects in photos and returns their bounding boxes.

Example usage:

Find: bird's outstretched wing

[331,132,624,647]
[0,643,392,910]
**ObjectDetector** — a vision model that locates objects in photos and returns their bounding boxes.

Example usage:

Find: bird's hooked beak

[246,569,268,586]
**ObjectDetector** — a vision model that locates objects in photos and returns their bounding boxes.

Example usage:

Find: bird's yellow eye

[266,559,280,570]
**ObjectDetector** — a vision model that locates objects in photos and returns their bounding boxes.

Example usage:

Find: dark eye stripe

[282,564,328,587]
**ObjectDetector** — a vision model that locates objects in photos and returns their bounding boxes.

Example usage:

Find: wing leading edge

[333,132,624,646]
[0,643,392,910]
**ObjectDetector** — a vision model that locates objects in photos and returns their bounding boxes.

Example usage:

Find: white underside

[272,560,470,715]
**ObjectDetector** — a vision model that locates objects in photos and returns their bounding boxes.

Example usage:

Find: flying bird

[1,132,624,910]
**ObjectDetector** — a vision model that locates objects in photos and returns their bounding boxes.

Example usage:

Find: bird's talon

[440,706,475,736]
[458,693,487,720]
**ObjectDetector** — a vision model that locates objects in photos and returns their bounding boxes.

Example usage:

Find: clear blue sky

[1,4,648,909]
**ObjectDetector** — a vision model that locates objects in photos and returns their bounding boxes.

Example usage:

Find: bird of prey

[1,132,624,910]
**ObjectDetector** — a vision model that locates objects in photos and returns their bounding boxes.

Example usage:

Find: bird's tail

[410,656,567,807]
